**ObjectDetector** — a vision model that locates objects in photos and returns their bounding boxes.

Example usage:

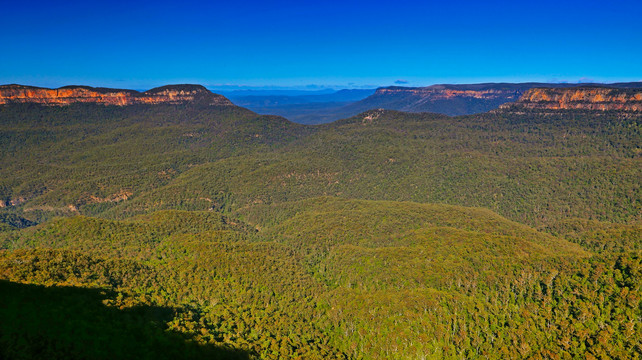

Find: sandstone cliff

[340,84,526,116]
[373,86,522,102]
[342,82,642,116]
[501,87,642,112]
[0,84,233,106]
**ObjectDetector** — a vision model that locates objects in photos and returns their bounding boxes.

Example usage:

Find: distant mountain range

[225,89,376,124]
[227,89,376,106]
[224,82,642,124]
[2,83,642,124]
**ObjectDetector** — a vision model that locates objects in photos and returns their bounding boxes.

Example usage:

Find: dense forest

[0,102,640,359]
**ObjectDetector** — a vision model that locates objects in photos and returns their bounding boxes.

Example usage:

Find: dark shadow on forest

[0,280,251,359]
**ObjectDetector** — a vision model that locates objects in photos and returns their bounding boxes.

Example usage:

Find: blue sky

[2,0,641,90]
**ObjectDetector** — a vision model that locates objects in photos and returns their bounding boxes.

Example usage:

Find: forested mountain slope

[1,103,639,227]
[0,95,641,359]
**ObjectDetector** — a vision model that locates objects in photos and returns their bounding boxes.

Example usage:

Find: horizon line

[3,79,642,93]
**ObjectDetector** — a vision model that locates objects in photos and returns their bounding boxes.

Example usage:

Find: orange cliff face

[374,87,522,101]
[0,84,234,106]
[501,87,642,112]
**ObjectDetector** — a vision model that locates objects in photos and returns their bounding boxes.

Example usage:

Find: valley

[223,82,642,124]
[0,83,641,359]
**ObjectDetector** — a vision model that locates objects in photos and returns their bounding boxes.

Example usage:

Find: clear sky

[2,0,641,90]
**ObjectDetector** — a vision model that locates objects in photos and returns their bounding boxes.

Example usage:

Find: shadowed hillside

[0,280,251,360]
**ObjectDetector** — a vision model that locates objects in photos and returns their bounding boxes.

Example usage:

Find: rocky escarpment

[501,87,642,112]
[342,82,642,116]
[0,84,234,106]
[374,85,522,101]
[340,84,527,116]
